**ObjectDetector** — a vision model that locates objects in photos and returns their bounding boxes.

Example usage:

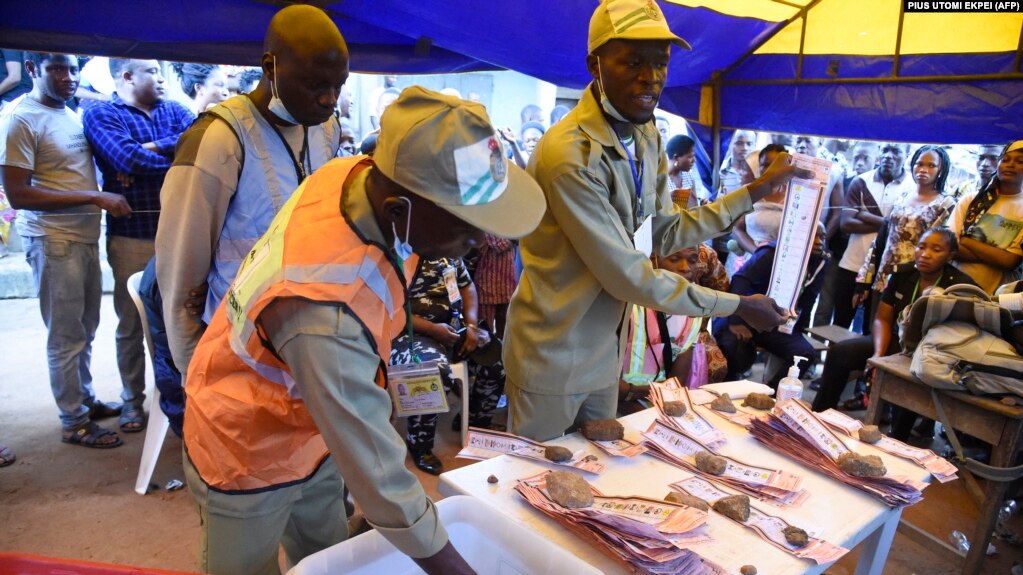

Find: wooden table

[441,407,929,575]
[865,354,1023,575]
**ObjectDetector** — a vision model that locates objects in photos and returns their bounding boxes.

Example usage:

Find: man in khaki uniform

[504,0,811,441]
[182,87,545,575]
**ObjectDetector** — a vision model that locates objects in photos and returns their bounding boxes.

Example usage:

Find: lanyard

[266,119,310,182]
[911,272,942,304]
[620,137,644,219]
[395,252,421,363]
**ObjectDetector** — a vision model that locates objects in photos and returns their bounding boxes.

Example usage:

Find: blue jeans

[24,236,102,428]
[139,257,184,436]
[107,235,154,411]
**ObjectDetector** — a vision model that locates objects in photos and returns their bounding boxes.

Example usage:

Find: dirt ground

[1,295,1020,574]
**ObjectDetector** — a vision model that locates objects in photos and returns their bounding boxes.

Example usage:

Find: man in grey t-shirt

[0,52,131,448]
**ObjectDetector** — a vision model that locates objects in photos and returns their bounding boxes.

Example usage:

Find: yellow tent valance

[755,0,1022,55]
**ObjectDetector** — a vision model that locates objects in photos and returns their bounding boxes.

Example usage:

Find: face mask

[268,56,300,125]
[391,197,413,261]
[596,56,630,124]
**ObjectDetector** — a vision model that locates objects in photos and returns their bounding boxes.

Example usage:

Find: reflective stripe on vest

[185,156,415,492]
[622,306,652,385]
[621,307,703,385]
[203,96,340,322]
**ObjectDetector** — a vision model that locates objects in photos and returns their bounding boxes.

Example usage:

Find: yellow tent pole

[1015,21,1023,73]
[796,10,808,80]
[711,72,722,192]
[893,1,906,78]
[719,0,827,80]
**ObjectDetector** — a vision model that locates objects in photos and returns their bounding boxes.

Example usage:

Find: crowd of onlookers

[1,48,1020,474]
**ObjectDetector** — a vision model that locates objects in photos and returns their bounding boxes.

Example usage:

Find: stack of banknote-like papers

[648,379,727,447]
[748,400,927,506]
[816,409,958,483]
[514,471,727,575]
[458,427,606,474]
[670,476,849,564]
[642,419,809,507]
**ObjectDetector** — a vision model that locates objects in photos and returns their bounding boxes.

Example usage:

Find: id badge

[634,216,653,257]
[443,266,461,304]
[387,360,449,417]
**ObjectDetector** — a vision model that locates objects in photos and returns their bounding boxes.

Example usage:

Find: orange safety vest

[184,156,417,492]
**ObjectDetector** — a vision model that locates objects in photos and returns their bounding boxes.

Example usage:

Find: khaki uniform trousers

[183,449,347,575]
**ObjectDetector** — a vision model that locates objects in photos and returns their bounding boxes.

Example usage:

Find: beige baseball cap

[588,0,691,54]
[374,86,546,240]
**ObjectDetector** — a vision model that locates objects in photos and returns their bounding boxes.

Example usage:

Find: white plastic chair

[449,361,470,447]
[126,271,172,495]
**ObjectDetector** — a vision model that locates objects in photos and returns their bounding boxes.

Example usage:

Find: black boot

[407,441,443,475]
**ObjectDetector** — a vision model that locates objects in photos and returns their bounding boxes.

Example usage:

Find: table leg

[962,418,1023,575]
[853,508,902,575]
[863,371,885,426]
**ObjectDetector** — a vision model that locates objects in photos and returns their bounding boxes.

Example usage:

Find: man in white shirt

[1,52,131,447]
[836,143,915,330]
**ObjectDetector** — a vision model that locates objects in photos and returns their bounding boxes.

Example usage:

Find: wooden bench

[807,323,861,346]
[866,354,1023,575]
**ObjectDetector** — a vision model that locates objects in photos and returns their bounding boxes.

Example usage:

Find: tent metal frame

[706,0,1023,186]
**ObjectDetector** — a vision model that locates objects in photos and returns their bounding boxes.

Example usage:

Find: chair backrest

[127,271,157,362]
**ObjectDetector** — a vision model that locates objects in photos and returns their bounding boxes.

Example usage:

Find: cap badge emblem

[488,137,507,183]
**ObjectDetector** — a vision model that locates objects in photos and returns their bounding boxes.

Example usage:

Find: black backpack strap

[654,311,674,376]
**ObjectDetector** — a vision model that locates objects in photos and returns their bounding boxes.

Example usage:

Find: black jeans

[811,335,873,411]
[831,267,859,329]
[715,324,816,389]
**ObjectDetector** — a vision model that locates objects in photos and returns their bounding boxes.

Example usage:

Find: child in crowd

[618,246,728,415]
[713,222,828,389]
[732,144,789,255]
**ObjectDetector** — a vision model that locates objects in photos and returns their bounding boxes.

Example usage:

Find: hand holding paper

[735,294,790,332]
[748,152,816,203]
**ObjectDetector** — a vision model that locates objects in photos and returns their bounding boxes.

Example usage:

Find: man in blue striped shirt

[83,59,194,433]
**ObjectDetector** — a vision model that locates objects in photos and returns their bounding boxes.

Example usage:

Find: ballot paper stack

[748,400,927,506]
[816,409,959,483]
[671,477,849,565]
[642,419,809,507]
[588,437,649,458]
[648,379,727,447]
[457,427,606,474]
[514,472,726,575]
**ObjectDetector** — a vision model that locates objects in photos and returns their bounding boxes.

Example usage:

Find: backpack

[901,283,1023,397]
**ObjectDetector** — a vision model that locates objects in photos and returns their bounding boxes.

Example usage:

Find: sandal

[839,395,868,411]
[62,422,123,449]
[88,400,123,420]
[0,443,15,467]
[119,408,147,433]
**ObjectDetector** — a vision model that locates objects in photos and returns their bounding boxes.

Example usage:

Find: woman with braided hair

[170,62,229,115]
[948,140,1023,293]
[856,145,956,295]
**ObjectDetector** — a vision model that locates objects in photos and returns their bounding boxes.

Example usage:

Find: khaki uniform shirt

[504,84,752,396]
[259,172,446,558]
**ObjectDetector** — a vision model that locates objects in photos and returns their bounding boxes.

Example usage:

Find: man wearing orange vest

[181,86,545,575]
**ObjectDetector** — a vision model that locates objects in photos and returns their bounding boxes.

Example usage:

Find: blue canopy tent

[4,0,1022,172]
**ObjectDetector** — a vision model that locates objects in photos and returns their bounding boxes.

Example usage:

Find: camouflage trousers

[389,334,506,452]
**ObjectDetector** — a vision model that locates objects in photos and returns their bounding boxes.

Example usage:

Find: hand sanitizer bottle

[777,356,807,403]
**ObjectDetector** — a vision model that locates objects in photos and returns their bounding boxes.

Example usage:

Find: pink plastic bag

[686,341,709,389]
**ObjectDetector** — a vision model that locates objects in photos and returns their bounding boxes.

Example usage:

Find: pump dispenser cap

[788,356,807,378]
